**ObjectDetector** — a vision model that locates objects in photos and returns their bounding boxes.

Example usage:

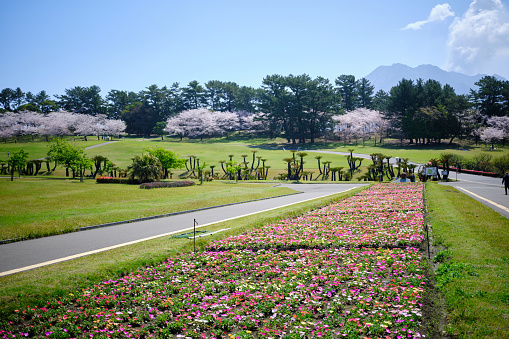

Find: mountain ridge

[364,63,506,95]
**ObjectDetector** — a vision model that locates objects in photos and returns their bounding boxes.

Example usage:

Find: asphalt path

[438,171,509,218]
[304,149,509,217]
[0,183,366,276]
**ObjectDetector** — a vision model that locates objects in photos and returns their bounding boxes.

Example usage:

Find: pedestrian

[503,172,509,195]
[395,172,408,183]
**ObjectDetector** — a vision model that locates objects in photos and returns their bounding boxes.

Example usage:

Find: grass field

[426,182,509,338]
[0,178,296,241]
[1,135,507,174]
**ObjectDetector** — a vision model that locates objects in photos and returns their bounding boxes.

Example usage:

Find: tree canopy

[1,73,508,145]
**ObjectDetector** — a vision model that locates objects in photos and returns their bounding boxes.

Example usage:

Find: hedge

[96,177,141,184]
[139,180,196,189]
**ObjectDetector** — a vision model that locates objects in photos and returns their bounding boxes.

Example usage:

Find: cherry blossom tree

[486,116,509,144]
[164,108,215,140]
[0,111,126,142]
[211,111,239,137]
[0,112,22,142]
[41,112,75,138]
[480,127,504,149]
[164,115,185,140]
[101,118,126,137]
[239,112,269,136]
[18,111,45,139]
[332,108,387,145]
[164,108,242,140]
[73,113,98,139]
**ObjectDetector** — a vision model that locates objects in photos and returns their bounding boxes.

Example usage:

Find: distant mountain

[364,63,506,95]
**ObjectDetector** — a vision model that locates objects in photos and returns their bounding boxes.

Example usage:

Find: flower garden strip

[207,184,424,251]
[0,183,426,339]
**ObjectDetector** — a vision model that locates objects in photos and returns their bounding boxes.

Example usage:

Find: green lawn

[310,140,509,164]
[0,178,296,241]
[0,186,366,315]
[426,182,509,338]
[1,136,507,177]
[0,136,352,175]
[81,138,354,170]
[0,136,106,160]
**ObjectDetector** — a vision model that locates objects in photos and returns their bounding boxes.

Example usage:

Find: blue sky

[1,0,507,97]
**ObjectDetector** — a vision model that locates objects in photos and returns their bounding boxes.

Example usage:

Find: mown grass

[0,178,296,241]
[311,140,509,164]
[0,136,107,160]
[2,135,506,173]
[0,185,367,316]
[81,138,354,170]
[426,182,509,338]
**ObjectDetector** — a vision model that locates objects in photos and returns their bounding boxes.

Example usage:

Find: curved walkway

[83,140,118,149]
[0,183,365,276]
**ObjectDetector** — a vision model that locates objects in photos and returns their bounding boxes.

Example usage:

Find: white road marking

[0,187,359,276]
[457,187,509,214]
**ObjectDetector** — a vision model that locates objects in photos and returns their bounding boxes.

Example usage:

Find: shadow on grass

[133,135,501,155]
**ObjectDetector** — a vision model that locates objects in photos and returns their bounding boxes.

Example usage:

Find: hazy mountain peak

[364,64,506,95]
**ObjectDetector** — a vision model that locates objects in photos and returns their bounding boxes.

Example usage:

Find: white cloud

[446,0,509,77]
[429,3,456,22]
[403,3,455,30]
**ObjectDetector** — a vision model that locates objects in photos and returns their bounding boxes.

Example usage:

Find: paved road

[438,171,509,218]
[0,183,365,276]
[305,149,509,218]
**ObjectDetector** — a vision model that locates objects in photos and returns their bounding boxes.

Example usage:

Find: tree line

[1,74,508,145]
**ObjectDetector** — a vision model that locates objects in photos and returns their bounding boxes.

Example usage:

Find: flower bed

[207,183,424,251]
[0,183,426,339]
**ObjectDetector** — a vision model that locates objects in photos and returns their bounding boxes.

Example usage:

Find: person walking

[503,172,509,195]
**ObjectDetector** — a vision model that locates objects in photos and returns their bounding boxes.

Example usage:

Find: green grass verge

[0,178,297,241]
[426,182,509,338]
[2,136,507,180]
[0,184,368,316]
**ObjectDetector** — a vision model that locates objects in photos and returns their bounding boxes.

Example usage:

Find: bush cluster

[96,176,140,184]
[139,180,195,189]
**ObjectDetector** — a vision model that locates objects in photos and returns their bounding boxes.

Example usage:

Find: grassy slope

[312,141,509,164]
[82,138,353,170]
[426,182,509,338]
[0,137,106,160]
[2,136,507,171]
[0,185,366,315]
[0,179,296,241]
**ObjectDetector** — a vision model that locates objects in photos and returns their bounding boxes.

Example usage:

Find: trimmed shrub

[96,176,141,184]
[139,180,196,189]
